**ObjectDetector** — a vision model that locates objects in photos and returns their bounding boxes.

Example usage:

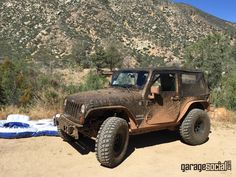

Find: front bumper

[55,114,83,139]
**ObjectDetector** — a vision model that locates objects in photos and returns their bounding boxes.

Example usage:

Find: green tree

[184,34,236,110]
[33,45,56,73]
[79,72,107,91]
[71,40,91,68]
[0,85,5,105]
[222,71,236,110]
[104,45,122,71]
[90,45,123,71]
[212,71,236,110]
[183,34,232,88]
[90,48,107,69]
[0,59,36,106]
[0,40,12,59]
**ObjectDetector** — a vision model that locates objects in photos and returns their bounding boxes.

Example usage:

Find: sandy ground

[0,122,235,177]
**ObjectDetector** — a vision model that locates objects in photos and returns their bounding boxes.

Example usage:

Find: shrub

[183,34,236,110]
[0,86,5,105]
[183,34,231,88]
[212,71,236,110]
[0,59,66,107]
[0,59,36,106]
[79,72,107,91]
[105,45,122,71]
[64,84,80,95]
[90,45,123,71]
[45,89,60,104]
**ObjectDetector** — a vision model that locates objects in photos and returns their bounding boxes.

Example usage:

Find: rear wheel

[95,117,129,168]
[180,109,210,145]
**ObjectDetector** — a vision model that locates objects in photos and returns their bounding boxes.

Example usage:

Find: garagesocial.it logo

[181,160,232,172]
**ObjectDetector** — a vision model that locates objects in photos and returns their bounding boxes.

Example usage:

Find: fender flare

[177,100,210,122]
[85,106,138,129]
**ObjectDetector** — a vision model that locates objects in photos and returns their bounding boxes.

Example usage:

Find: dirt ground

[0,121,235,177]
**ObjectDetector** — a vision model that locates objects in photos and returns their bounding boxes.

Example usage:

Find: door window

[151,73,176,92]
[181,73,205,96]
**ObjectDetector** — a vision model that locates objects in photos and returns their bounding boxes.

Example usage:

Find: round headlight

[55,114,61,118]
[81,104,86,114]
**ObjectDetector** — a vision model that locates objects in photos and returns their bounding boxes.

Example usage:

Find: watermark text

[181,160,232,172]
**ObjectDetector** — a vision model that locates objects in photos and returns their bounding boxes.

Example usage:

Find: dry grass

[0,103,62,120]
[0,106,22,120]
[209,107,236,122]
[209,107,236,128]
[227,111,236,124]
[27,104,62,120]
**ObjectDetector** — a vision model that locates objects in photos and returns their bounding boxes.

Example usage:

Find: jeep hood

[66,88,142,108]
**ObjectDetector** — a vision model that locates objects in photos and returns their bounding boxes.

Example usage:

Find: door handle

[171,96,180,101]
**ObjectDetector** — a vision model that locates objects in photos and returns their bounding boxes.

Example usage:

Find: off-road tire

[180,109,210,145]
[95,117,129,168]
[58,128,74,142]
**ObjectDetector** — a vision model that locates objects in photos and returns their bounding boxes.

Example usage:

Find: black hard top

[118,67,203,73]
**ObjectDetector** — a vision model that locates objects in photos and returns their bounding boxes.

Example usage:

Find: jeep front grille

[64,101,80,118]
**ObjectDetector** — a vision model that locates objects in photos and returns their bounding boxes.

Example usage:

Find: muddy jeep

[55,68,211,167]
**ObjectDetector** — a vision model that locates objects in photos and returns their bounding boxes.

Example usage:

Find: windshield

[111,71,149,89]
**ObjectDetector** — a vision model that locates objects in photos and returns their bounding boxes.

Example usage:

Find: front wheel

[95,117,129,168]
[180,109,210,145]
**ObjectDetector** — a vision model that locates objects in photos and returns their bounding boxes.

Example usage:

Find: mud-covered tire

[95,117,129,168]
[57,128,74,142]
[180,109,210,145]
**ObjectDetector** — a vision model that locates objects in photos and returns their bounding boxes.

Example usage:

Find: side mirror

[148,86,160,99]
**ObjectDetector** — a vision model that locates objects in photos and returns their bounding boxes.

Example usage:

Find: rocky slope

[0,0,236,66]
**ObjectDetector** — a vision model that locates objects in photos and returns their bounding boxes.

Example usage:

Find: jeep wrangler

[55,68,211,167]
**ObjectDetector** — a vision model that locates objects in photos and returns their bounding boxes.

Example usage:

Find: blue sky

[174,0,236,23]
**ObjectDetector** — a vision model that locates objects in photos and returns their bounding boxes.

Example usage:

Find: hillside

[0,0,236,66]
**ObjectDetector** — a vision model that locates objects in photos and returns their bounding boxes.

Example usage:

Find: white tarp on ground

[0,114,58,139]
